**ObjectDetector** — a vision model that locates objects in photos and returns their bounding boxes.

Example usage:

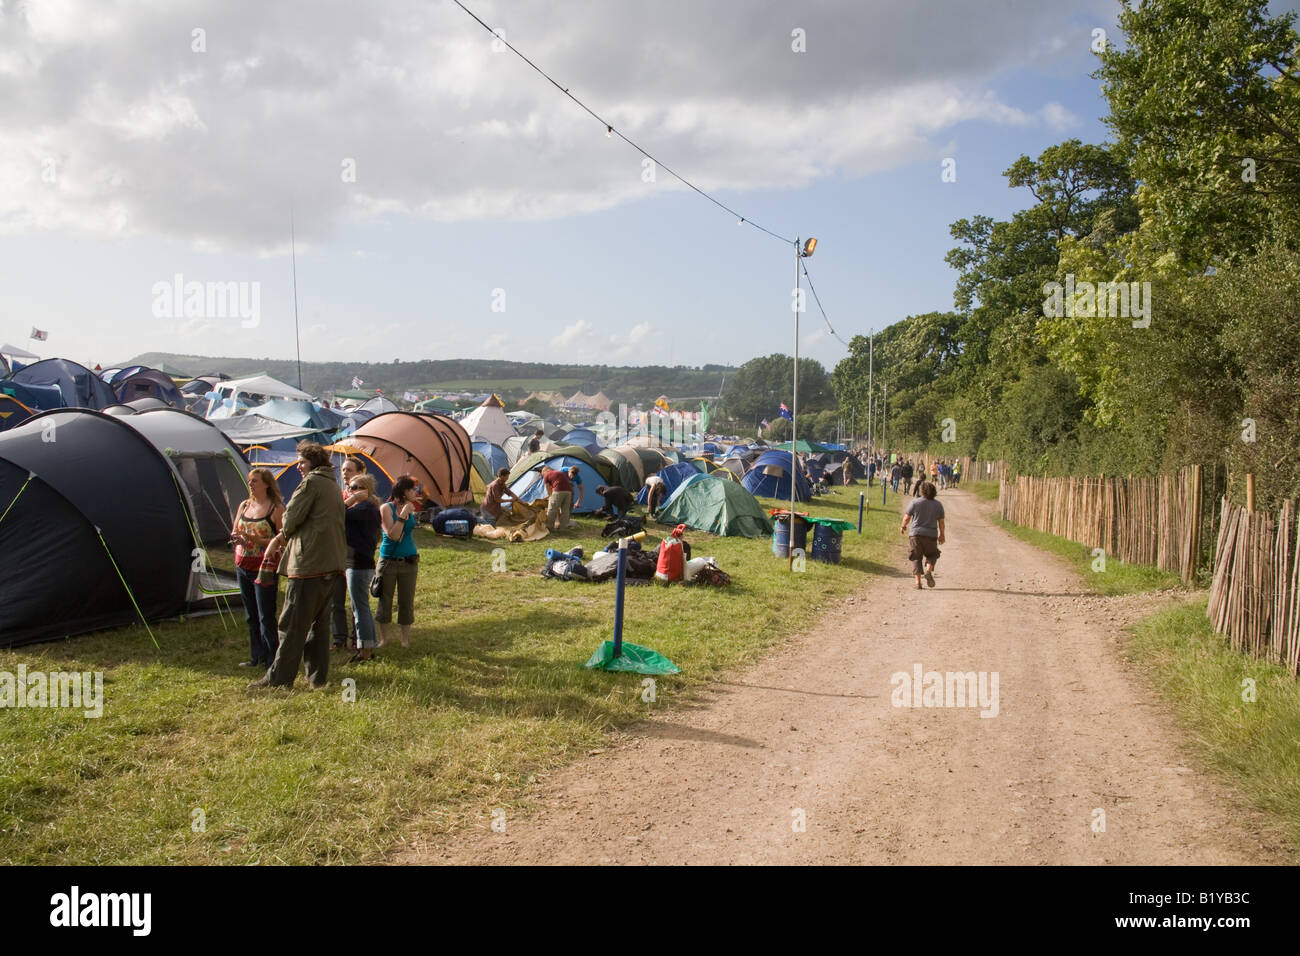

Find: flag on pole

[778,402,792,420]
[30,328,48,341]
[403,390,419,402]
[351,376,363,389]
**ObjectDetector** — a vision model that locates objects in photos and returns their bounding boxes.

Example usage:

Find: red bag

[655,537,683,582]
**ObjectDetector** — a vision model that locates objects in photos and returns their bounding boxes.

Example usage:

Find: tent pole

[790,239,799,571]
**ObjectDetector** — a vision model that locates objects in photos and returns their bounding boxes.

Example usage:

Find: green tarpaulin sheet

[583,641,681,674]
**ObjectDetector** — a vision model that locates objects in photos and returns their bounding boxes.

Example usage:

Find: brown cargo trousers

[265,573,340,688]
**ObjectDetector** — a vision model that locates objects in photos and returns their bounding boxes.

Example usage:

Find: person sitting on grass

[899,481,945,591]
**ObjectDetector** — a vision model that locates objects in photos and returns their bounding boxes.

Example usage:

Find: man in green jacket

[251,442,347,689]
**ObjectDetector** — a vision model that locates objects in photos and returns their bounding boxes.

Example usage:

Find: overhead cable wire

[450,0,796,245]
[800,260,852,349]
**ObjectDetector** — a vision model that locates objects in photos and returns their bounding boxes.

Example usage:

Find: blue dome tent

[741,450,812,502]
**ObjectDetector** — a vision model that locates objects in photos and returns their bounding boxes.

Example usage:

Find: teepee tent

[459,394,515,445]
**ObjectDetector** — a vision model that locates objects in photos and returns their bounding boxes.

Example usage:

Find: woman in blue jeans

[344,473,382,662]
[231,468,285,668]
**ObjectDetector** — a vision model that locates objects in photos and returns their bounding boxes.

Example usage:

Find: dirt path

[401,489,1291,865]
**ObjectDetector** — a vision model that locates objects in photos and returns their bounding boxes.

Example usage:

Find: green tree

[722,354,832,428]
[1096,0,1300,265]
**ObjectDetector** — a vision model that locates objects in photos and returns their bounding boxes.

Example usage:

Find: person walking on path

[900,481,945,590]
[251,442,347,689]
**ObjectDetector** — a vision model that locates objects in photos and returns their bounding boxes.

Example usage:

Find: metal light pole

[867,331,874,451]
[790,237,816,570]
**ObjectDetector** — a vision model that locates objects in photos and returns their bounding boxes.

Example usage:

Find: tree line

[831,0,1300,512]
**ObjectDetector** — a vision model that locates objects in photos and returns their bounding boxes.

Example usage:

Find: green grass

[1127,601,1300,853]
[992,517,1185,596]
[966,480,1000,502]
[0,489,901,864]
[413,378,582,393]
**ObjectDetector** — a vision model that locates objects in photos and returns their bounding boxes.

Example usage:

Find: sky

[0,0,1129,372]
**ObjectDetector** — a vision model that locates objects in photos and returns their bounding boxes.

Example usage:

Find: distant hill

[124,354,734,407]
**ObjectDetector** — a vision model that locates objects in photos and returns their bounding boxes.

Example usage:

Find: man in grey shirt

[900,481,945,589]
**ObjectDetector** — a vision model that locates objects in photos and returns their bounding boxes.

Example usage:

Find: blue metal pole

[882,477,887,506]
[858,492,864,533]
[612,538,628,658]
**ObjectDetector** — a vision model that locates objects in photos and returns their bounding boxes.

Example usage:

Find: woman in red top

[231,468,286,668]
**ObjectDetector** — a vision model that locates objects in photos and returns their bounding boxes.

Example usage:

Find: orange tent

[340,411,472,506]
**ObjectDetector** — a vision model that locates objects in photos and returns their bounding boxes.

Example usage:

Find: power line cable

[799,260,852,349]
[450,0,796,245]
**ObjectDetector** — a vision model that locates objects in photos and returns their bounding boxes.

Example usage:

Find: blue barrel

[772,515,810,557]
[810,523,843,563]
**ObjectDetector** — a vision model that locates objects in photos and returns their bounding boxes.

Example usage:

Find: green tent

[655,473,773,538]
[508,443,620,487]
[414,396,456,412]
[771,439,830,454]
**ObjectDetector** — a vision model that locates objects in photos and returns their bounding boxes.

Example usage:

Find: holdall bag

[369,559,385,598]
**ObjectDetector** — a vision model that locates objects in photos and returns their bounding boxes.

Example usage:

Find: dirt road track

[400,489,1292,865]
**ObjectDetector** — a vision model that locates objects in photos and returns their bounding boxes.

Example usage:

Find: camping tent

[742,450,812,502]
[562,427,601,450]
[655,472,773,538]
[508,444,620,514]
[459,394,515,445]
[635,460,700,505]
[357,395,400,415]
[207,374,311,417]
[336,411,472,507]
[0,407,249,646]
[598,447,642,490]
[107,367,185,408]
[246,398,342,432]
[0,393,35,431]
[472,441,510,477]
[8,358,117,410]
[216,414,322,447]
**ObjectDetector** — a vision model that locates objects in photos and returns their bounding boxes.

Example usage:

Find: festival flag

[30,327,48,341]
[403,390,419,402]
[778,402,793,420]
[351,376,363,389]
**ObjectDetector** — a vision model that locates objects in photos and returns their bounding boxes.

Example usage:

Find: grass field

[1128,601,1300,852]
[0,487,898,864]
[413,378,582,393]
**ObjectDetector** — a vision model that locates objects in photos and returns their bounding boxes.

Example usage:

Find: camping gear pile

[540,522,730,587]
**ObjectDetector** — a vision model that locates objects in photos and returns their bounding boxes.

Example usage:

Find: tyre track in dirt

[398,489,1292,865]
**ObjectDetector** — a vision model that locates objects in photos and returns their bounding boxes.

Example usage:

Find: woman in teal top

[377,475,421,647]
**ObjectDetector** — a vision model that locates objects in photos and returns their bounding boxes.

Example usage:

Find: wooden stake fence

[998,466,1203,584]
[1206,497,1300,675]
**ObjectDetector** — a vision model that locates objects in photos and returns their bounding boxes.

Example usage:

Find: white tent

[458,393,515,445]
[207,374,311,417]
[1,343,41,361]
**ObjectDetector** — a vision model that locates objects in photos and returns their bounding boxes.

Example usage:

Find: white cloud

[552,319,593,347]
[0,0,1117,250]
[1040,101,1078,131]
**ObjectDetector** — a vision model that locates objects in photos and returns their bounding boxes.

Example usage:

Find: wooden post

[1246,473,1256,512]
